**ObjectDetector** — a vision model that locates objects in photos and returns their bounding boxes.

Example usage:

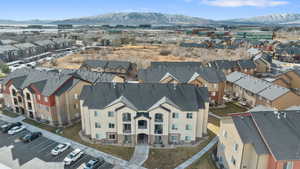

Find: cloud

[201,0,289,7]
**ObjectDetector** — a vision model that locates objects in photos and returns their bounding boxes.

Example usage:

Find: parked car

[51,143,71,156]
[8,125,26,135]
[64,148,84,165]
[83,158,105,169]
[20,132,42,142]
[1,122,22,133]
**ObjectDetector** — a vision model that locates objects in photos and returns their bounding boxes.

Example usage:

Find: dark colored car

[1,122,22,133]
[20,132,42,142]
[83,158,105,169]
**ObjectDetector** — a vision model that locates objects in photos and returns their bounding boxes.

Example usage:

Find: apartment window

[95,133,100,139]
[171,136,178,142]
[27,102,32,110]
[231,156,236,165]
[94,111,100,117]
[12,89,17,96]
[155,113,163,122]
[108,111,114,117]
[26,93,31,100]
[233,144,239,152]
[124,135,132,144]
[74,94,78,99]
[44,97,48,102]
[283,162,293,169]
[154,124,163,134]
[222,130,228,138]
[138,120,147,129]
[95,122,101,128]
[122,113,131,122]
[109,123,115,129]
[185,136,192,141]
[172,112,179,119]
[13,98,18,105]
[123,124,131,133]
[185,124,192,130]
[108,134,116,140]
[18,96,22,103]
[172,124,178,130]
[187,113,193,119]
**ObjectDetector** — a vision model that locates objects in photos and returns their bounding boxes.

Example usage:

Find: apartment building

[80,83,209,146]
[226,71,300,109]
[1,68,123,126]
[272,69,300,89]
[218,108,300,169]
[138,62,226,105]
[208,59,256,75]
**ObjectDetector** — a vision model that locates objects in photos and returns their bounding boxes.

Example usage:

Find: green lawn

[22,120,134,161]
[144,130,216,169]
[210,102,247,116]
[0,109,20,118]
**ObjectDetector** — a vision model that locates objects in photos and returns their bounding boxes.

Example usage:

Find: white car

[51,143,71,156]
[64,148,84,165]
[8,125,26,135]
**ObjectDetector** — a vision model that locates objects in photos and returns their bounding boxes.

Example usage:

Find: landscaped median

[143,130,217,169]
[22,119,134,161]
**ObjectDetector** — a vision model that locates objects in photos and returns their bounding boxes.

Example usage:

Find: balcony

[122,117,131,122]
[123,130,132,134]
[155,118,163,123]
[154,130,163,134]
[138,120,147,129]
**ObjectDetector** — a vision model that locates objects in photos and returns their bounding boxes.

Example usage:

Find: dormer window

[12,89,17,96]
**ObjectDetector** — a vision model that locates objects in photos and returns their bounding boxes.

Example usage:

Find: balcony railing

[155,130,163,134]
[123,130,131,134]
[122,118,131,122]
[138,125,147,129]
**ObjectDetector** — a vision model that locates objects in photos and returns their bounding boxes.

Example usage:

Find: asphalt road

[0,120,113,169]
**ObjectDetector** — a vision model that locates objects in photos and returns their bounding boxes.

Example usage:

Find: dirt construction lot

[42,45,250,69]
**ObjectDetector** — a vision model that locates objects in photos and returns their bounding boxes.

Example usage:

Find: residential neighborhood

[0,1,300,169]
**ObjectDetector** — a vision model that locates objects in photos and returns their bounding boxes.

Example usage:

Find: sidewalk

[174,136,219,169]
[128,145,149,166]
[0,114,137,169]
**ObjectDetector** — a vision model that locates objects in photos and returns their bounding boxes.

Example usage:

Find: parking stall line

[70,154,89,168]
[28,137,50,148]
[36,142,58,154]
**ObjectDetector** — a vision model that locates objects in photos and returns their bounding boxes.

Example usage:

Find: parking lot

[0,120,113,169]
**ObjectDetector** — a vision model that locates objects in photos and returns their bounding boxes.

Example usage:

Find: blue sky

[1,0,299,20]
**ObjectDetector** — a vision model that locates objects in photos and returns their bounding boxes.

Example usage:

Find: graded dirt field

[42,45,250,69]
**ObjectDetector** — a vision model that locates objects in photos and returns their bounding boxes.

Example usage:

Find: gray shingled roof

[226,71,246,83]
[14,43,36,50]
[150,61,203,68]
[138,67,225,83]
[3,68,118,97]
[232,116,268,155]
[82,60,132,70]
[80,83,209,111]
[251,110,300,161]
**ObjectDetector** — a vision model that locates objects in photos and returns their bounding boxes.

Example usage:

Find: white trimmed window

[172,112,179,119]
[185,136,192,141]
[172,124,178,130]
[109,123,115,128]
[233,143,239,152]
[185,124,192,130]
[187,113,193,119]
[108,111,114,117]
[94,111,100,117]
[95,122,101,128]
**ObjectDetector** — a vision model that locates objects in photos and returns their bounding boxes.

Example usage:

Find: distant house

[0,45,20,62]
[80,83,209,146]
[51,38,74,49]
[208,59,256,75]
[14,43,38,58]
[218,108,300,169]
[226,71,300,109]
[276,47,300,62]
[80,60,137,79]
[138,63,226,105]
[272,69,300,89]
[1,68,123,126]
[33,40,56,53]
[252,53,272,73]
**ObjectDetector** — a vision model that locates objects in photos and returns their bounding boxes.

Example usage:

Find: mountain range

[0,12,300,26]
